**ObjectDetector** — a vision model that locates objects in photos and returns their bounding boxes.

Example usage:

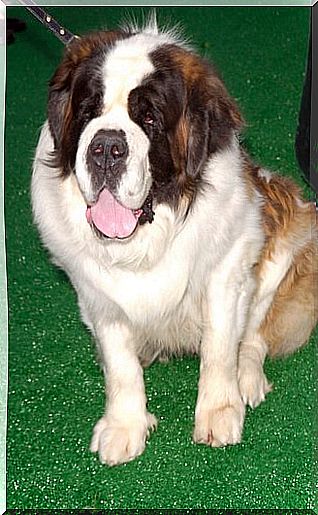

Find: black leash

[19,0,78,45]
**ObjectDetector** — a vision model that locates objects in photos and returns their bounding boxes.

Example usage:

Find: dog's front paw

[238,362,272,408]
[90,412,157,466]
[193,400,245,447]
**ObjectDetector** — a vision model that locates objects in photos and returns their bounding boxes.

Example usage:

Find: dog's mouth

[86,188,154,240]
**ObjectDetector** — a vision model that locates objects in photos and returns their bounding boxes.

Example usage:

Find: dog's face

[48,26,243,239]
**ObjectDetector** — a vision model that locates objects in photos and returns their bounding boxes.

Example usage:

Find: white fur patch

[102,34,155,111]
[258,168,272,183]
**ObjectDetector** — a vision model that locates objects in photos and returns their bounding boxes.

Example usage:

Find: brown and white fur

[31,19,318,466]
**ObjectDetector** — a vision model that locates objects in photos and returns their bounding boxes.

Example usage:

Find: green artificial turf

[5,6,317,510]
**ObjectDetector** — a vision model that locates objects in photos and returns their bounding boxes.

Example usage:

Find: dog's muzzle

[85,130,153,239]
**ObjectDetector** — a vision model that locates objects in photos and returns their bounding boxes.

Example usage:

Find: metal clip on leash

[18,0,78,45]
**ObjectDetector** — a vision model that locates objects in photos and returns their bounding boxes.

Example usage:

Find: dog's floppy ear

[48,36,91,148]
[170,51,243,188]
[48,58,74,148]
[186,73,243,179]
[205,73,244,155]
[48,31,128,157]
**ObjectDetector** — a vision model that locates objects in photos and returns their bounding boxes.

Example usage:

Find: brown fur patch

[156,44,244,210]
[171,115,188,176]
[260,238,318,356]
[171,47,207,86]
[246,163,318,355]
[170,114,199,204]
[169,46,244,130]
[238,151,318,356]
[247,163,315,265]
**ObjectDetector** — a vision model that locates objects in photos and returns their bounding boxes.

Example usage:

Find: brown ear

[185,74,243,179]
[48,36,93,147]
[169,50,244,185]
[47,31,128,150]
[204,74,244,156]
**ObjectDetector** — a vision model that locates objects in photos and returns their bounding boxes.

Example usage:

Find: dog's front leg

[193,258,254,447]
[90,322,156,466]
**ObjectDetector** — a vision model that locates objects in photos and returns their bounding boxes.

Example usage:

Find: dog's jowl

[32,20,318,465]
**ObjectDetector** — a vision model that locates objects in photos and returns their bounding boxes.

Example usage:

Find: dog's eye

[143,112,154,125]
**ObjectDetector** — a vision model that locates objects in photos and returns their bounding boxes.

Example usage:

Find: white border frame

[0,3,316,513]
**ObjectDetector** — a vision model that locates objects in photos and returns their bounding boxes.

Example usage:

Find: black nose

[88,129,128,169]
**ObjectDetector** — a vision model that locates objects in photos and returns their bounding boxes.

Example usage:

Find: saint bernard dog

[31,19,318,466]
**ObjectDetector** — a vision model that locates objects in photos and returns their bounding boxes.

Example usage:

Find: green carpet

[5,6,316,510]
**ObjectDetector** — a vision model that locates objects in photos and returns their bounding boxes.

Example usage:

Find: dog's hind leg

[238,333,272,409]
[238,239,318,408]
[260,240,318,357]
[238,241,293,407]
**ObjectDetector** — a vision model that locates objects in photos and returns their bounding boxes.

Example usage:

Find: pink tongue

[86,189,140,239]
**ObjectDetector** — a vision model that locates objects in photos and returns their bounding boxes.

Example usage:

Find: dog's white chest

[83,240,194,327]
[83,252,203,353]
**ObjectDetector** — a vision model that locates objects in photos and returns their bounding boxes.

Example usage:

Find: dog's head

[48,21,243,239]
